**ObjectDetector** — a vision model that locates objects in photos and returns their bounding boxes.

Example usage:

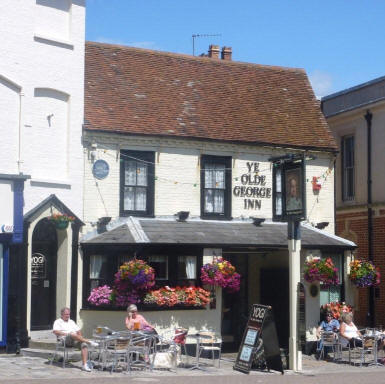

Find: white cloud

[93,37,159,50]
[309,70,333,99]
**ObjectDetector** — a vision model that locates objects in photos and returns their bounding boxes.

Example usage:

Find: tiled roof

[85,42,337,151]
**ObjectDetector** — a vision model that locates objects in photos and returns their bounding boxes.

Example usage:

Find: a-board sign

[234,304,283,374]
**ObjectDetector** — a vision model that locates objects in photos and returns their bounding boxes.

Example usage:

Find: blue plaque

[92,160,109,180]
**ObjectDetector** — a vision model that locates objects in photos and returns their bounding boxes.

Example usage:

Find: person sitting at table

[315,311,340,359]
[339,312,363,348]
[125,304,156,334]
[53,307,98,372]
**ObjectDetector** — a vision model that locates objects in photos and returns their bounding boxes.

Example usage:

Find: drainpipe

[17,92,24,173]
[365,110,374,327]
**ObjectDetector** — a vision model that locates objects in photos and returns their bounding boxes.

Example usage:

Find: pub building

[78,42,356,354]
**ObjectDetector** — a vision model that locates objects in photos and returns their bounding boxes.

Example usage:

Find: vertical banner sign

[234,304,283,374]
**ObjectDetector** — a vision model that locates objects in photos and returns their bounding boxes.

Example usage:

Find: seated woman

[339,312,363,348]
[317,311,340,337]
[125,304,156,334]
[315,311,340,359]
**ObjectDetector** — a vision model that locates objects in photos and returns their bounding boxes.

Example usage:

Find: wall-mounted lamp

[251,217,265,227]
[315,221,329,230]
[97,216,111,234]
[90,142,98,162]
[176,211,189,222]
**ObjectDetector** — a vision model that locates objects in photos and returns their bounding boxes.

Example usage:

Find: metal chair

[173,328,189,366]
[198,331,222,368]
[318,331,339,360]
[50,337,69,368]
[153,334,179,371]
[126,332,157,373]
[338,335,372,366]
[104,335,130,372]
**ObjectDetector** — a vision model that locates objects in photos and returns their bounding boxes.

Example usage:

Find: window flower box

[143,286,211,308]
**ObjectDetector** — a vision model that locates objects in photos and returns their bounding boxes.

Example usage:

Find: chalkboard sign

[234,304,283,374]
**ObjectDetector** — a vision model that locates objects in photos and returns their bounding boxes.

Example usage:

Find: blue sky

[86,0,385,98]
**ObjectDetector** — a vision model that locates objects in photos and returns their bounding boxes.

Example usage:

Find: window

[201,155,231,219]
[177,256,197,284]
[148,255,198,286]
[89,254,109,290]
[341,136,354,201]
[148,255,168,280]
[320,254,344,305]
[120,150,155,217]
[84,251,202,308]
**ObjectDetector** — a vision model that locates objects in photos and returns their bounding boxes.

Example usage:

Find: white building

[0,0,85,351]
[79,43,355,357]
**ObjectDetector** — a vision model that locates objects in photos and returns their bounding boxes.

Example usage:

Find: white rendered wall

[0,181,14,226]
[0,0,85,217]
[82,133,335,234]
[0,76,21,175]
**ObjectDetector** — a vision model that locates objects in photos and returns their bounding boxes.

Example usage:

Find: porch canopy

[81,217,356,250]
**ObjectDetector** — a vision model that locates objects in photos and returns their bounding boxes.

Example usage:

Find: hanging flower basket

[200,257,241,292]
[48,213,75,229]
[303,258,339,286]
[320,302,353,321]
[115,259,155,291]
[143,286,211,308]
[349,259,380,288]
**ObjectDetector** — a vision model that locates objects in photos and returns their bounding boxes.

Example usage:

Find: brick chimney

[208,45,220,59]
[221,46,232,61]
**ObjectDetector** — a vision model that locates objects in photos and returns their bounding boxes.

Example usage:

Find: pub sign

[272,154,306,222]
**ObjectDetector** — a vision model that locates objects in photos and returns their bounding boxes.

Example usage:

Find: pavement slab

[0,352,384,382]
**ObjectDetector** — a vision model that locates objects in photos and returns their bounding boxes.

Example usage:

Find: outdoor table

[189,333,214,371]
[92,333,119,370]
[365,333,384,367]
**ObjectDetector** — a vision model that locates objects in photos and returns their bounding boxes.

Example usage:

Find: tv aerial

[192,33,221,56]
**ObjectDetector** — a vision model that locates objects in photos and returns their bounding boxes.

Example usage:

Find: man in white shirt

[53,307,97,372]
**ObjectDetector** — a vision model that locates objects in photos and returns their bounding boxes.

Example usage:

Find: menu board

[234,304,283,374]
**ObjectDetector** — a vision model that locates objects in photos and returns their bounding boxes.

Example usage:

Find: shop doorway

[260,268,289,348]
[221,254,249,349]
[30,219,57,330]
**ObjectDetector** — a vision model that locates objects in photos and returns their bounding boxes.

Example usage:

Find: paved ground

[0,352,385,383]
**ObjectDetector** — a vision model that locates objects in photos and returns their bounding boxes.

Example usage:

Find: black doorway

[31,219,57,330]
[260,268,289,348]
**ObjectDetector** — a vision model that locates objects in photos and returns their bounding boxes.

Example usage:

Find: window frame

[120,150,155,217]
[82,248,203,310]
[341,135,355,202]
[200,155,232,220]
